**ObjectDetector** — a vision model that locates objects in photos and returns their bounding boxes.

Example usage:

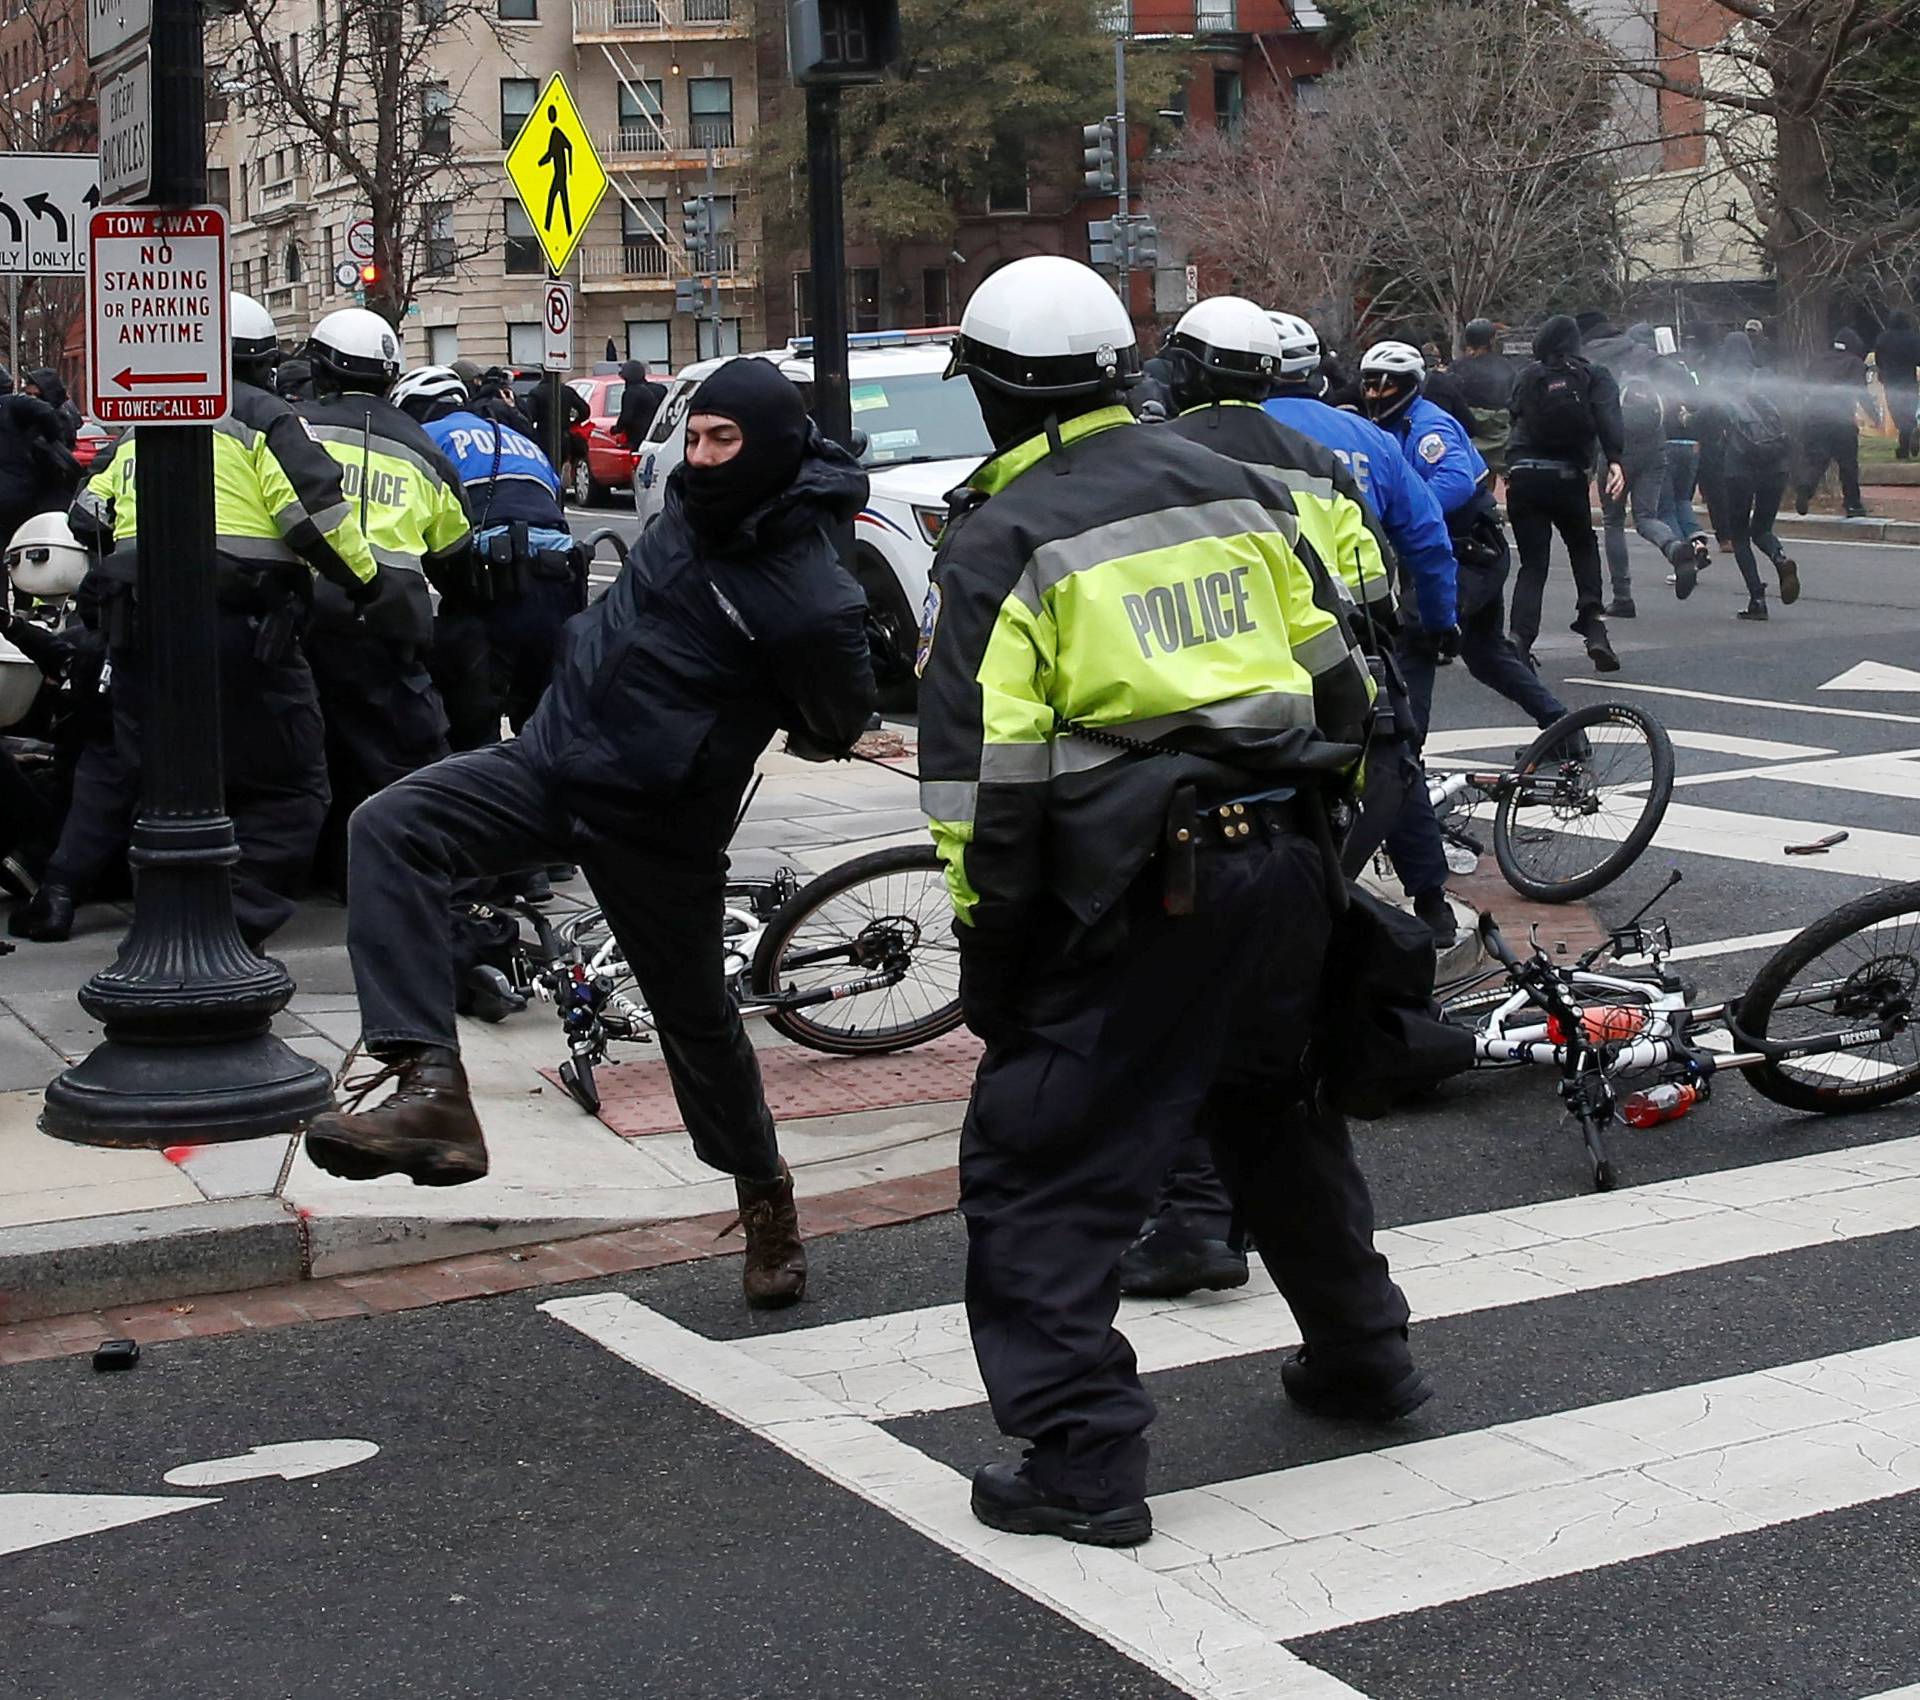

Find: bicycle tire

[1739,882,1920,1113]
[751,844,963,1055]
[1493,702,1674,903]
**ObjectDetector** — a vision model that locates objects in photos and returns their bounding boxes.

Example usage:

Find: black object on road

[91,1339,139,1372]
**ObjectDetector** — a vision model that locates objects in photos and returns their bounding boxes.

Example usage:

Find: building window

[1196,0,1236,27]
[417,0,447,22]
[851,266,880,333]
[626,319,670,366]
[507,322,544,366]
[687,77,734,150]
[429,325,460,364]
[285,239,303,282]
[616,78,666,151]
[423,201,456,275]
[422,81,452,155]
[498,0,536,15]
[792,270,812,338]
[985,135,1029,214]
[695,318,741,360]
[922,267,950,326]
[504,200,542,273]
[205,70,228,124]
[323,224,337,286]
[623,198,668,275]
[1213,69,1243,134]
[207,166,230,209]
[500,77,536,147]
[1291,75,1326,114]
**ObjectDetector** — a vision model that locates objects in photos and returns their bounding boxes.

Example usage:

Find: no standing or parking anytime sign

[88,205,230,425]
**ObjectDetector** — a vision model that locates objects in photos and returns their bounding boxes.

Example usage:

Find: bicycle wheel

[1493,702,1674,903]
[751,845,963,1055]
[1739,882,1920,1113]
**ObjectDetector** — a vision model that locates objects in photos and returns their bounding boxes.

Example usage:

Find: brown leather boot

[735,1164,807,1309]
[304,1047,490,1187]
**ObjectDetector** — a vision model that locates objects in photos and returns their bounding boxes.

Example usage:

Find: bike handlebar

[1478,911,1522,971]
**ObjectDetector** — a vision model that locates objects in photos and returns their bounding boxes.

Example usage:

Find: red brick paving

[0,1167,963,1368]
[1449,863,1610,956]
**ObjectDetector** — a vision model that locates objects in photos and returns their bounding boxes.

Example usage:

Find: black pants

[1722,462,1790,603]
[1889,383,1917,460]
[45,616,327,942]
[345,739,781,1181]
[1508,464,1607,654]
[962,829,1409,1506]
[307,626,450,895]
[486,574,584,735]
[1798,422,1863,513]
[1401,602,1569,736]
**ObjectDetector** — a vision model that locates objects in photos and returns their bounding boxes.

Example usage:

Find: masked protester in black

[303,357,877,1311]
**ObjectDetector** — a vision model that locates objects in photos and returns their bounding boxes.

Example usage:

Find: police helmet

[5,511,90,601]
[946,256,1141,399]
[1359,340,1427,381]
[306,308,404,391]
[1358,340,1426,426]
[1265,311,1323,381]
[231,292,280,369]
[390,364,470,420]
[1167,297,1284,382]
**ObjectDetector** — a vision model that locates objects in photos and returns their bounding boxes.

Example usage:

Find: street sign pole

[44,0,331,1148]
[1113,37,1130,321]
[804,84,851,563]
[703,146,721,348]
[543,276,571,486]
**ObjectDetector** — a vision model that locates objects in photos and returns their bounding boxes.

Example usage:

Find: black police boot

[1412,890,1458,949]
[1117,1225,1249,1299]
[1281,1335,1434,1422]
[8,881,74,942]
[970,1460,1152,1547]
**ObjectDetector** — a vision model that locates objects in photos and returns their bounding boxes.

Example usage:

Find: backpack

[1521,358,1597,454]
[1725,390,1788,467]
[1619,374,1665,441]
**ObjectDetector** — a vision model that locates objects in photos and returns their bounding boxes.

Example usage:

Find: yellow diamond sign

[504,73,607,274]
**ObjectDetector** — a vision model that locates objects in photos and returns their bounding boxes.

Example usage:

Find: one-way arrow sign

[0,154,99,276]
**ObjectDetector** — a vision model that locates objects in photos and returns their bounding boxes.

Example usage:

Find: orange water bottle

[1620,1082,1702,1128]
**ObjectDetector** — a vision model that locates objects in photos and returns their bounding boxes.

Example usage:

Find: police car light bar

[784,326,959,355]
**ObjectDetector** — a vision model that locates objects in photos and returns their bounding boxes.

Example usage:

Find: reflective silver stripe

[1358,570,1393,602]
[979,742,1052,784]
[74,488,111,522]
[214,415,262,450]
[1256,464,1338,506]
[1294,624,1351,675]
[1051,693,1320,777]
[1022,499,1294,602]
[304,424,443,485]
[370,544,427,575]
[220,534,302,563]
[919,780,979,821]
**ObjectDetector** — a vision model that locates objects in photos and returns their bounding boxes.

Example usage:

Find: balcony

[578,235,747,289]
[572,0,746,42]
[604,118,746,164]
[1195,0,1238,27]
[249,174,307,224]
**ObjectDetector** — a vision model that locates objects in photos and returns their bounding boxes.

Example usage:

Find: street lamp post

[43,0,332,1148]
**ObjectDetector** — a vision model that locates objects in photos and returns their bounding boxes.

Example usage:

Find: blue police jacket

[423,409,567,531]
[1385,396,1489,520]
[1265,391,1457,631]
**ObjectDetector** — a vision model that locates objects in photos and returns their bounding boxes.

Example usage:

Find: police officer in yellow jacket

[918,257,1423,1548]
[296,309,473,891]
[41,292,380,946]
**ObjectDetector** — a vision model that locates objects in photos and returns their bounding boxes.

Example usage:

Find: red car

[74,420,110,472]
[564,372,649,507]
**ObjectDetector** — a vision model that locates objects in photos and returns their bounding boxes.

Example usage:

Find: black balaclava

[1533,314,1584,361]
[680,357,811,540]
[26,367,68,410]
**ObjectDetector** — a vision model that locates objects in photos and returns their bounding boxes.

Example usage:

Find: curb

[0,1197,305,1326]
[1589,509,1920,547]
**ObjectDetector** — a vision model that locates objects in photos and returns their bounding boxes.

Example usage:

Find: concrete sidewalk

[0,744,959,1324]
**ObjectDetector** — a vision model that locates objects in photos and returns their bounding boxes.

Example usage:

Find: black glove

[784,729,850,763]
[1433,623,1461,663]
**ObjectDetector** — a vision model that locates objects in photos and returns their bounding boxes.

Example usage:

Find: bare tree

[1153,0,1625,352]
[1607,0,1920,353]
[0,0,94,373]
[213,0,514,325]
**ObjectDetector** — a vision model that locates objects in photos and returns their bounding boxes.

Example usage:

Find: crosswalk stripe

[736,1136,1920,1420]
[1859,1687,1920,1699]
[1675,749,1920,799]
[1647,799,1920,880]
[1564,677,1920,727]
[1142,1334,1920,1641]
[540,1291,1373,1700]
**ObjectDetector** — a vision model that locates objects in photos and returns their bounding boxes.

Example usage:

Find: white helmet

[1359,340,1427,381]
[1265,311,1322,379]
[1167,296,1284,383]
[948,255,1140,398]
[306,307,403,390]
[5,511,90,600]
[231,292,279,367]
[390,364,469,418]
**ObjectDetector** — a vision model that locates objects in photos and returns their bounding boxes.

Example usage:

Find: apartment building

[207,0,765,375]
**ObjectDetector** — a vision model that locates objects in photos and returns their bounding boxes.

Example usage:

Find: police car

[632,329,992,700]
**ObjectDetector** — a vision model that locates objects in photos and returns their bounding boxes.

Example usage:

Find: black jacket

[1806,329,1878,429]
[25,369,79,447]
[613,363,668,446]
[1874,314,1920,391]
[0,392,75,517]
[527,378,590,450]
[522,434,876,845]
[1450,349,1518,413]
[1508,313,1625,469]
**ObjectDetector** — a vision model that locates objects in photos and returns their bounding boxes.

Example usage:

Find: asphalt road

[9,529,1920,1700]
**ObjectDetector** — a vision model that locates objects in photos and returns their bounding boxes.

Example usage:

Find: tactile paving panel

[548,1029,984,1138]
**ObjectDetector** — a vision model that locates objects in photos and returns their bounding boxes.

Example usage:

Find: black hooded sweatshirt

[522,424,876,846]
[1806,329,1879,429]
[1508,313,1624,468]
[613,361,668,447]
[1875,313,1920,393]
[25,369,80,447]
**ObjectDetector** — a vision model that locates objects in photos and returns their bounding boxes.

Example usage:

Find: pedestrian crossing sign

[504,73,607,275]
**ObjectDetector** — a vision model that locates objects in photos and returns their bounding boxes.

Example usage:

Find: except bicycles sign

[88,206,230,425]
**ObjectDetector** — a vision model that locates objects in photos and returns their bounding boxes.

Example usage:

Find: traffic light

[786,0,903,87]
[675,279,704,314]
[681,197,711,263]
[1127,220,1158,270]
[358,261,379,287]
[1087,219,1118,269]
[1082,120,1118,194]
